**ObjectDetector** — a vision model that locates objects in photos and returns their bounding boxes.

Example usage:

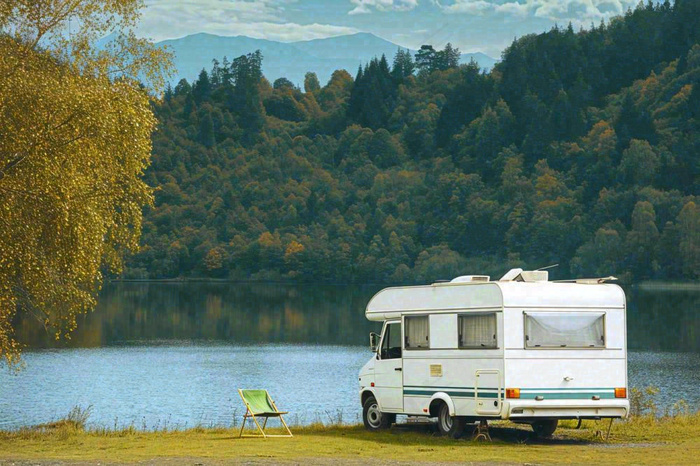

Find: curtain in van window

[525,312,605,348]
[405,316,429,349]
[459,313,497,348]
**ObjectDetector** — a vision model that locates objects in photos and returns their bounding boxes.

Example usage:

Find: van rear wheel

[362,396,394,430]
[436,403,466,439]
[532,419,558,438]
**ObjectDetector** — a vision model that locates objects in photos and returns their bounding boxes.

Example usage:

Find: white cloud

[435,0,639,23]
[139,1,359,42]
[348,0,420,15]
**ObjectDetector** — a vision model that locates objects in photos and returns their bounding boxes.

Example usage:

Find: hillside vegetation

[127,0,700,283]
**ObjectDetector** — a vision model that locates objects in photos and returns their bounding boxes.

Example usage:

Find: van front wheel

[362,396,394,430]
[532,419,558,438]
[437,403,466,439]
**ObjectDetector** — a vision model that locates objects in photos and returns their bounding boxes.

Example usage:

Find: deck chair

[237,389,293,438]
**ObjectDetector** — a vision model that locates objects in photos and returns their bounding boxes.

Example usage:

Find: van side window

[524,312,605,348]
[404,315,429,349]
[458,313,497,348]
[380,322,402,359]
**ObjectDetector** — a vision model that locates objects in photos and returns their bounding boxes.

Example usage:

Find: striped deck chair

[237,389,293,438]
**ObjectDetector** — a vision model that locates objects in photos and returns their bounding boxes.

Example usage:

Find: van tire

[436,402,466,439]
[362,396,394,430]
[532,419,558,438]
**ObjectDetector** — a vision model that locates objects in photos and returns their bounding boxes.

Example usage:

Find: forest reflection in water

[13,281,699,352]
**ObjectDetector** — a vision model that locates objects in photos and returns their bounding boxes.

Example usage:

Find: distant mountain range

[156,32,498,87]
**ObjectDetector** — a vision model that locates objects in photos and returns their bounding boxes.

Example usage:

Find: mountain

[156,32,498,87]
[461,52,498,69]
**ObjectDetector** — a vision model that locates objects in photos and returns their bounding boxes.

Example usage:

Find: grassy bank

[1,414,698,465]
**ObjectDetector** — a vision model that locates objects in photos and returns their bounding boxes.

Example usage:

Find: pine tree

[614,92,657,150]
[164,83,173,102]
[415,45,436,74]
[192,69,211,104]
[229,50,265,141]
[348,57,397,129]
[392,48,415,79]
[441,42,461,70]
[199,110,215,148]
[174,78,191,96]
[210,59,222,87]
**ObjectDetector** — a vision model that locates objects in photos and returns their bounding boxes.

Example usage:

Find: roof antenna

[536,263,559,271]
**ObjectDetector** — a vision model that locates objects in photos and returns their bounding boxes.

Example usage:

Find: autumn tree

[303,72,321,93]
[0,0,171,366]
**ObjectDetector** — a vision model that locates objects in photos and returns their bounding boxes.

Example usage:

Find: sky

[137,0,644,57]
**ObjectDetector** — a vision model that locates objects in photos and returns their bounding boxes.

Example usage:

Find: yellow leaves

[0,2,168,366]
[258,231,279,248]
[203,248,225,272]
[285,241,305,258]
[583,120,617,158]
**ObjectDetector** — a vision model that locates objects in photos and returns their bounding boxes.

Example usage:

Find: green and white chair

[237,389,293,438]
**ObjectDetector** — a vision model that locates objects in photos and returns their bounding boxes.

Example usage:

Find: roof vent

[499,268,523,281]
[499,268,549,282]
[451,275,490,283]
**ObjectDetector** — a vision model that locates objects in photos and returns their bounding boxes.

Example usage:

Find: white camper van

[358,269,629,438]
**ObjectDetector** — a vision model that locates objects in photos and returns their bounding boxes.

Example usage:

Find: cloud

[348,0,419,15]
[139,0,359,42]
[435,0,639,23]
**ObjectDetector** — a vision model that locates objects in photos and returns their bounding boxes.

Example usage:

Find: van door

[374,321,403,411]
[475,369,502,415]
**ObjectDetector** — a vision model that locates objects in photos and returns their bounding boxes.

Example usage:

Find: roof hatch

[499,268,549,282]
[450,275,490,283]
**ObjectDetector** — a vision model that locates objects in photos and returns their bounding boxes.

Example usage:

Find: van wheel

[362,396,394,430]
[532,419,558,438]
[436,403,466,439]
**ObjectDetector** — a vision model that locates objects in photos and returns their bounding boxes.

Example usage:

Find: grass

[1,413,698,465]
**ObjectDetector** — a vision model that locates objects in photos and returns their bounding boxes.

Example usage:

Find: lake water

[1,282,698,429]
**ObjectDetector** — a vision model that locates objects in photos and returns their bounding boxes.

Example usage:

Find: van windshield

[525,312,605,348]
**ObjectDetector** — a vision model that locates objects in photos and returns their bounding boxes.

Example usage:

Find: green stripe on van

[402,386,618,400]
[403,389,499,398]
[403,385,499,391]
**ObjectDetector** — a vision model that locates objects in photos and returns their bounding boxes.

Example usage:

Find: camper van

[358,268,629,438]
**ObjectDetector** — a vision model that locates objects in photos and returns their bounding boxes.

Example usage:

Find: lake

[1,282,698,429]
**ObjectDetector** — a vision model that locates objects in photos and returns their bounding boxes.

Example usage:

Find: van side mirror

[369,332,380,353]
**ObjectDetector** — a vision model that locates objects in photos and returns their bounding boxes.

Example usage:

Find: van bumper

[502,399,630,420]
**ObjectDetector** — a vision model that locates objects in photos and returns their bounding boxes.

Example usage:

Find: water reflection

[14,282,384,348]
[626,286,699,352]
[13,282,699,352]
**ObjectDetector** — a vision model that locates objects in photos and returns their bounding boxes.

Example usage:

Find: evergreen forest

[126,0,700,284]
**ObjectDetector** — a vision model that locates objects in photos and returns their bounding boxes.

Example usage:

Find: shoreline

[1,416,698,465]
[108,278,700,289]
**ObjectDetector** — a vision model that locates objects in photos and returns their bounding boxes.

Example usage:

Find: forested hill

[127,0,700,284]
